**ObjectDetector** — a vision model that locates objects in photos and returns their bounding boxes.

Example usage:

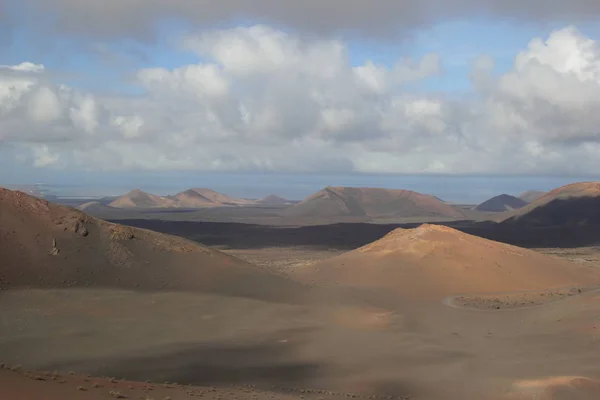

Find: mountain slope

[475,194,528,212]
[503,182,600,226]
[519,190,546,203]
[0,188,306,303]
[281,186,465,219]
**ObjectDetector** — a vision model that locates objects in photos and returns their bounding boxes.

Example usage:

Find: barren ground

[4,189,600,400]
[222,247,346,271]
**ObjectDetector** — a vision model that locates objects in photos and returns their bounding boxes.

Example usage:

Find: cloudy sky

[2,1,600,201]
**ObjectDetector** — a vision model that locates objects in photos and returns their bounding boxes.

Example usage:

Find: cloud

[12,0,600,41]
[31,145,60,167]
[2,25,600,175]
[0,63,108,144]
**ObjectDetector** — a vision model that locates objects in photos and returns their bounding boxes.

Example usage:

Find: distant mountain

[281,186,465,219]
[186,188,244,204]
[173,188,254,207]
[518,190,546,203]
[257,194,292,205]
[109,189,178,209]
[475,194,528,212]
[171,189,216,208]
[109,188,254,209]
[503,182,600,226]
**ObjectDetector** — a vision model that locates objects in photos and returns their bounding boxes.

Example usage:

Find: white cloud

[7,62,45,73]
[69,95,101,134]
[112,115,144,139]
[28,87,62,122]
[138,64,229,98]
[3,25,600,175]
[185,25,297,76]
[32,145,59,167]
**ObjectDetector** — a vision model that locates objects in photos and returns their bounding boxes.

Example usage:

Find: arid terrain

[3,183,600,399]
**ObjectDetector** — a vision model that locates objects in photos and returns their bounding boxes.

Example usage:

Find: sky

[2,1,600,202]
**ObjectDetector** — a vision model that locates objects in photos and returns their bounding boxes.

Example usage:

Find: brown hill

[281,186,465,220]
[172,188,255,207]
[296,224,600,300]
[503,182,600,225]
[171,189,216,208]
[109,189,178,209]
[183,188,252,205]
[519,190,546,203]
[0,188,306,302]
[109,188,253,209]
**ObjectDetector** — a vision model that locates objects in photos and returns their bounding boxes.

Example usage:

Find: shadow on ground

[111,219,600,250]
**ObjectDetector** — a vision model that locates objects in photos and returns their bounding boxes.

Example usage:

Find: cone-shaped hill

[475,194,527,212]
[296,224,600,300]
[109,189,178,208]
[281,186,465,219]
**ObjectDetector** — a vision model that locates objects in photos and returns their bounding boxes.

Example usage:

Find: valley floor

[4,221,600,399]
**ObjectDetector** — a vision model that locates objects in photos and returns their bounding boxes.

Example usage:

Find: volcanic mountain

[0,188,305,302]
[296,224,600,300]
[109,188,253,209]
[182,188,248,205]
[503,182,600,226]
[475,194,528,212]
[109,189,178,209]
[519,190,546,203]
[281,186,465,220]
[170,189,217,208]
